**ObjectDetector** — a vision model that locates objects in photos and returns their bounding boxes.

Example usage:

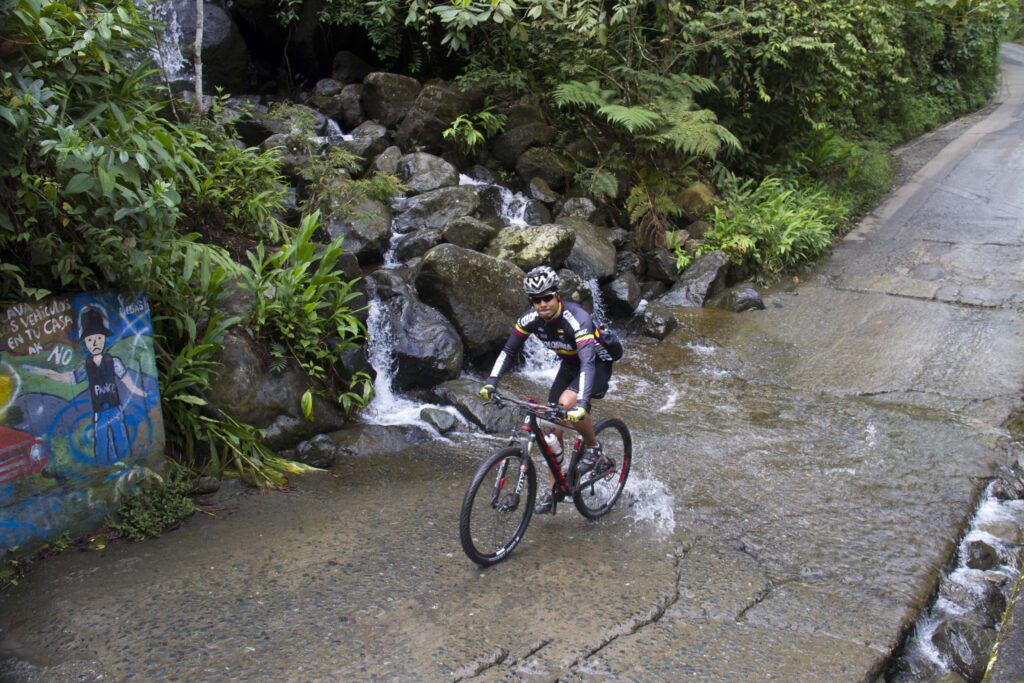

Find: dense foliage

[315,0,1014,268]
[0,0,372,486]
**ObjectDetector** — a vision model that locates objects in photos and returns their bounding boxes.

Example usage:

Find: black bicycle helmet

[523,266,559,296]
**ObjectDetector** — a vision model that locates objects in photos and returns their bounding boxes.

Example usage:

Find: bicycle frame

[493,391,581,502]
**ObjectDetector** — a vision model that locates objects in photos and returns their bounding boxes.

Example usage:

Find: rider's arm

[577,331,598,411]
[486,311,534,385]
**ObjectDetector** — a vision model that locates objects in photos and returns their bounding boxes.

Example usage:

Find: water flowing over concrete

[2,47,1024,683]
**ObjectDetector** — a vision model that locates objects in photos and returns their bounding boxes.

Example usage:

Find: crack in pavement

[564,545,689,677]
[824,283,1022,310]
[452,647,508,681]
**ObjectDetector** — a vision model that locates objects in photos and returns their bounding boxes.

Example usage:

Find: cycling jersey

[487,300,615,408]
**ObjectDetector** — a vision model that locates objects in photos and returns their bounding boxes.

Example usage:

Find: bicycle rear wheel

[572,417,632,519]
[459,447,536,566]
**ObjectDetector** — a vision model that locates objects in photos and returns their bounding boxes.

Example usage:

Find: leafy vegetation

[1,0,371,488]
[105,467,195,541]
[306,0,1011,278]
[692,176,844,277]
[442,99,507,153]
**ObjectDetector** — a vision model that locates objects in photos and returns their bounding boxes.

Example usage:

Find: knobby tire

[459,447,536,566]
[571,417,632,519]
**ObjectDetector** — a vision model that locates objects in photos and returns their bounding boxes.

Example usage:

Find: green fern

[645,100,742,157]
[552,80,617,109]
[576,167,620,201]
[596,104,661,133]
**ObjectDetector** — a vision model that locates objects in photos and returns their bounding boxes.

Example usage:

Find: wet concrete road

[3,48,1024,683]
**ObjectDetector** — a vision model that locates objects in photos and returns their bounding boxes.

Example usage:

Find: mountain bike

[459,389,632,566]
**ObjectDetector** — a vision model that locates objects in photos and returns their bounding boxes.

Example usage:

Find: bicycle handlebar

[487,389,567,422]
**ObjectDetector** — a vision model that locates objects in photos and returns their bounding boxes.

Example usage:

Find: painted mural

[0,293,165,553]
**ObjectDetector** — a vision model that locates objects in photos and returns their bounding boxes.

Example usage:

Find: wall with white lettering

[0,293,165,553]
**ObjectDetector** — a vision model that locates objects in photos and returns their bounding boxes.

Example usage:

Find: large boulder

[490,122,556,168]
[485,224,575,270]
[414,245,526,357]
[644,248,682,283]
[442,216,501,251]
[394,84,475,152]
[515,147,573,190]
[558,217,617,282]
[208,328,346,450]
[311,78,346,119]
[335,84,366,130]
[397,153,459,194]
[659,251,729,307]
[370,146,402,175]
[337,121,390,163]
[392,186,479,234]
[555,197,600,223]
[433,379,518,434]
[393,228,443,262]
[362,72,423,128]
[169,0,250,93]
[367,288,464,391]
[601,273,641,318]
[323,198,392,263]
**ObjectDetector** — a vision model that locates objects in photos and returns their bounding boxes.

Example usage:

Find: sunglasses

[529,293,557,304]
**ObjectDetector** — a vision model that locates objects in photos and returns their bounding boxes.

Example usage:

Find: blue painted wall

[0,293,165,554]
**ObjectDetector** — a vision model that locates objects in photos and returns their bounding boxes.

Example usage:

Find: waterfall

[458,174,530,227]
[360,298,462,429]
[142,0,189,85]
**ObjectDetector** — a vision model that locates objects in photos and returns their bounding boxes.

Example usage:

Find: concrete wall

[0,293,165,554]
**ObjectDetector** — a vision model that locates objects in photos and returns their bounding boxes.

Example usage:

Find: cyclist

[479,265,622,513]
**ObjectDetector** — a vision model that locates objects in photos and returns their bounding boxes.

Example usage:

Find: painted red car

[0,426,49,484]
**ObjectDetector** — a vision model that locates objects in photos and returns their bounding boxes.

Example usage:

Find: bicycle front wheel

[459,447,536,566]
[572,417,632,519]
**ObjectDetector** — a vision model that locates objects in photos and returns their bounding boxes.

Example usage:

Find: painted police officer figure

[27,306,145,464]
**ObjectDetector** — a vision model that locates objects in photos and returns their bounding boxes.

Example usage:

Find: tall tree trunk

[194,0,204,117]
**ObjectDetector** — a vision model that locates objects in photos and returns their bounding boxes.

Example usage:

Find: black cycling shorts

[547,359,613,405]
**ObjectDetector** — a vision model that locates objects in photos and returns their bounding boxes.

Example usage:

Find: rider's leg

[557,389,597,446]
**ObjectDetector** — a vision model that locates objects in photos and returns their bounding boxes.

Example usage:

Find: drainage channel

[886,447,1024,683]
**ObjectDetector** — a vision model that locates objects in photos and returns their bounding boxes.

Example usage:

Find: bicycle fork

[491,455,530,511]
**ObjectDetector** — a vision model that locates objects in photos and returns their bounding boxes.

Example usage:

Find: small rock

[190,476,221,495]
[641,302,678,340]
[965,540,1000,570]
[421,407,458,434]
[529,177,559,204]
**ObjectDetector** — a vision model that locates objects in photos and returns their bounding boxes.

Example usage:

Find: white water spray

[142,0,189,84]
[458,174,531,227]
[360,298,462,429]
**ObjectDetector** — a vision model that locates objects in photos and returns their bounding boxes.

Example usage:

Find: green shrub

[106,469,195,541]
[691,176,845,276]
[248,212,373,411]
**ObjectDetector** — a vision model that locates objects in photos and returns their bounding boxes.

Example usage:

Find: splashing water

[360,298,462,429]
[623,475,676,537]
[458,174,530,226]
